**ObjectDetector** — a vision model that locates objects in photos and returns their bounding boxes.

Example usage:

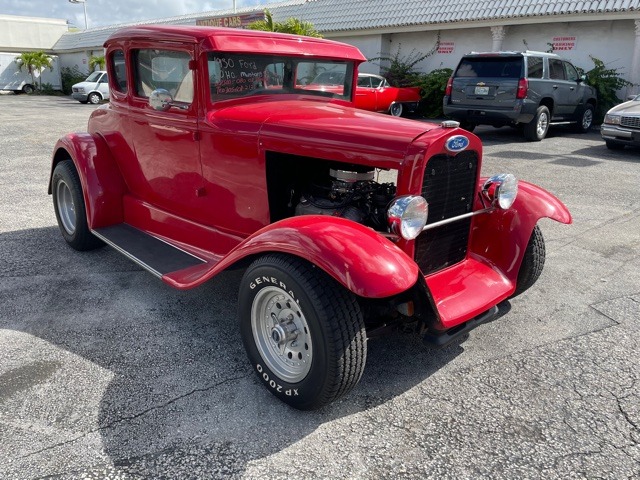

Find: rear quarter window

[527,57,543,79]
[455,57,523,78]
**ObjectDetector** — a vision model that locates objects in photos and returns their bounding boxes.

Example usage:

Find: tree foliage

[89,55,105,71]
[369,36,440,87]
[413,68,454,118]
[15,51,53,91]
[580,56,632,123]
[247,10,322,38]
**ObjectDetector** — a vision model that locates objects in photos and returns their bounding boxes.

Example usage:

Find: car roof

[105,25,367,62]
[463,50,561,58]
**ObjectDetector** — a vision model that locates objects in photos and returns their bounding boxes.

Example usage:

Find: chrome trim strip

[421,208,493,232]
[91,229,163,278]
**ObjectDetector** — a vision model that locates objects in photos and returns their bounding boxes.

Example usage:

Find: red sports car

[308,72,422,116]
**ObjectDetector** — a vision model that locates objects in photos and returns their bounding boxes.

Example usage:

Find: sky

[1,0,284,29]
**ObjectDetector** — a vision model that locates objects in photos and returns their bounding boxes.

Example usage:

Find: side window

[357,76,371,87]
[134,49,193,104]
[549,59,566,80]
[110,50,127,92]
[564,61,578,81]
[527,56,543,79]
[99,74,108,84]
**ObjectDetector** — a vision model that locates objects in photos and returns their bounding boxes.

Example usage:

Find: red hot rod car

[49,25,571,410]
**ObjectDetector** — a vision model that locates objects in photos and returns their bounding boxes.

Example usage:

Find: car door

[548,58,580,119]
[354,75,377,111]
[125,47,204,219]
[97,72,109,98]
[562,61,584,120]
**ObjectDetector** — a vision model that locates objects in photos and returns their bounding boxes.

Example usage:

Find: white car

[71,71,109,104]
[601,95,640,150]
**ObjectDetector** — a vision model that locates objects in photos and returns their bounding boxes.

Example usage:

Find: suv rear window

[455,57,523,78]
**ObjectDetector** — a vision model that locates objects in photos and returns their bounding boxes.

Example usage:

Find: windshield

[85,72,102,82]
[208,53,354,102]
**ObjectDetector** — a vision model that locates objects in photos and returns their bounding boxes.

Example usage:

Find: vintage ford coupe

[49,26,571,410]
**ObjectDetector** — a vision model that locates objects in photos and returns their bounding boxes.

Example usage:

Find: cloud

[2,0,280,28]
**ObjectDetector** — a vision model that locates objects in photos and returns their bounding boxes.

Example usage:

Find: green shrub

[61,66,88,95]
[579,56,632,123]
[413,68,453,118]
[369,36,440,88]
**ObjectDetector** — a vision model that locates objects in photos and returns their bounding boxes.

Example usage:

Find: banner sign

[552,36,577,51]
[196,13,265,29]
[437,41,455,54]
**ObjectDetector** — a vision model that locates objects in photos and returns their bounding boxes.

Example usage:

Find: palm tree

[248,10,322,38]
[16,51,53,91]
[89,55,105,72]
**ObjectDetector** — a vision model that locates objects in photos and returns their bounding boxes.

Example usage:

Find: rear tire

[524,106,550,141]
[389,102,403,117]
[239,254,367,410]
[511,226,546,298]
[52,160,103,251]
[22,84,35,94]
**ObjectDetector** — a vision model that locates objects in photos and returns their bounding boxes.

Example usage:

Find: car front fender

[49,133,126,229]
[166,216,420,299]
[469,180,572,283]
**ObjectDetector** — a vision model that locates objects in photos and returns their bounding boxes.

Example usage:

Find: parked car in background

[600,94,640,150]
[354,73,421,116]
[49,25,571,410]
[307,72,421,116]
[443,51,597,141]
[71,70,109,104]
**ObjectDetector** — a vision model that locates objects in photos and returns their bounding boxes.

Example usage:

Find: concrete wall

[59,49,105,75]
[328,19,636,85]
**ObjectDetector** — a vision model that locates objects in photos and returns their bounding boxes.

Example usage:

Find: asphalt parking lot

[0,94,639,479]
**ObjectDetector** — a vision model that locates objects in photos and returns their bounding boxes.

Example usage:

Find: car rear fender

[469,180,572,282]
[177,216,420,298]
[49,133,127,229]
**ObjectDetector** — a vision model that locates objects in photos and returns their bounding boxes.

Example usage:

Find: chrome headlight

[387,195,428,240]
[482,173,518,210]
[604,114,621,125]
[77,87,85,93]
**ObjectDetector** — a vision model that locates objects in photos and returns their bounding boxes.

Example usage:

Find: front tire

[511,225,546,298]
[88,92,101,105]
[239,254,367,410]
[524,105,550,141]
[605,140,625,150]
[52,160,103,251]
[389,102,403,117]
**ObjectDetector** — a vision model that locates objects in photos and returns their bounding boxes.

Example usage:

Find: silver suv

[443,51,597,141]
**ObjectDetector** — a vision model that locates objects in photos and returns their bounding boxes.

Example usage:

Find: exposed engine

[294,166,396,231]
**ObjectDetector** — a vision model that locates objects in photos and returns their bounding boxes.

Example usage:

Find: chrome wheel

[582,108,593,130]
[251,286,312,383]
[536,111,549,137]
[389,102,403,117]
[55,179,76,235]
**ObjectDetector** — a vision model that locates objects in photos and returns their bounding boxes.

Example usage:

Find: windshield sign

[208,53,353,102]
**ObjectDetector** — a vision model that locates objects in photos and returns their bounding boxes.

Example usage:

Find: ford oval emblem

[445,135,470,152]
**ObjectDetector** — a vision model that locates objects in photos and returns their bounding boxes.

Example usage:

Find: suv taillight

[516,78,528,99]
[445,77,453,97]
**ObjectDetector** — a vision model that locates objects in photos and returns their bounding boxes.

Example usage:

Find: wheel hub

[251,286,312,383]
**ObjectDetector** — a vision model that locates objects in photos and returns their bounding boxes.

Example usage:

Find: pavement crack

[20,372,253,460]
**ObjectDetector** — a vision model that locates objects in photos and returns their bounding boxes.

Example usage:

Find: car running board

[92,224,206,278]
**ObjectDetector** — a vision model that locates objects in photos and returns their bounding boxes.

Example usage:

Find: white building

[4,1,640,93]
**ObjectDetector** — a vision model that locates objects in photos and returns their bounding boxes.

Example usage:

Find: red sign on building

[552,36,577,51]
[438,41,455,54]
[196,13,266,29]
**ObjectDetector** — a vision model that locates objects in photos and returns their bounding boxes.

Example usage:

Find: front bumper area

[601,124,640,146]
[72,92,89,102]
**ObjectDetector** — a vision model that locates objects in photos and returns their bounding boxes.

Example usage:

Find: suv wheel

[88,92,102,105]
[239,254,367,410]
[576,104,594,133]
[524,106,550,141]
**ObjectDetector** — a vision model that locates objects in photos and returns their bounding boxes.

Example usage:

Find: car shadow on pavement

[0,226,496,477]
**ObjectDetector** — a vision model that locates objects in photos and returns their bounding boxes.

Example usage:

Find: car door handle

[553,85,558,89]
